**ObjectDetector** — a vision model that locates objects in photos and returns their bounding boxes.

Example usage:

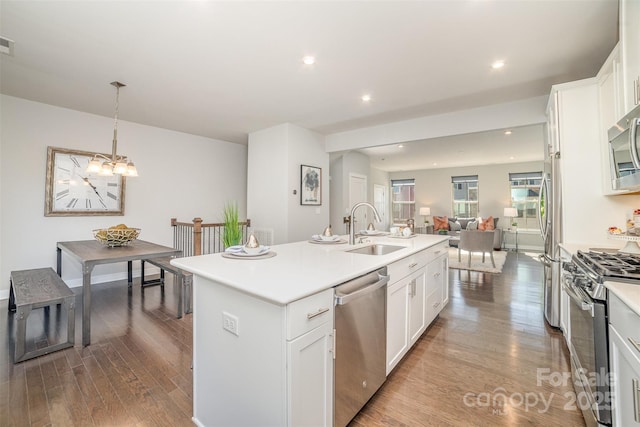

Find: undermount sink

[346,244,405,256]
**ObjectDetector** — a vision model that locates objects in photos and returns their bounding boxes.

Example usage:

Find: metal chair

[458,230,496,268]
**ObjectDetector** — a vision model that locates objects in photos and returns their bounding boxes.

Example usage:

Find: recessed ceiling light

[504,130,512,135]
[398,144,404,148]
[361,94,371,102]
[302,56,315,65]
[492,60,506,69]
[509,156,515,160]
[432,162,437,166]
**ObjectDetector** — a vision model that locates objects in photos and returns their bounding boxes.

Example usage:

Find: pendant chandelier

[86,81,138,177]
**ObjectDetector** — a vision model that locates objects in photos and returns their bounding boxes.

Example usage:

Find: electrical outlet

[222,311,239,336]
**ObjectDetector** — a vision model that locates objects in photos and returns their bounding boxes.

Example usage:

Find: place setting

[309,226,347,244]
[357,223,388,237]
[222,233,276,259]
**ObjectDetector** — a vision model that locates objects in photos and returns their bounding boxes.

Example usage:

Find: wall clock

[44,146,126,216]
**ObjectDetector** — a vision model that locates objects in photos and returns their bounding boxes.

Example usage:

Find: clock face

[45,147,126,216]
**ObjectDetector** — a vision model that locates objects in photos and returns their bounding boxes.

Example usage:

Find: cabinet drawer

[423,242,448,264]
[287,288,334,340]
[388,251,427,283]
[610,292,640,359]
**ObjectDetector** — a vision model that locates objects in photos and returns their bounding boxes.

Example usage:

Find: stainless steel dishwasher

[334,266,389,427]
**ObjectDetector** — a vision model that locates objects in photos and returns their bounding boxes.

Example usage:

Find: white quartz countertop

[172,234,449,305]
[605,281,640,316]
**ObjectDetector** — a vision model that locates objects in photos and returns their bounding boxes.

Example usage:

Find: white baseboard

[0,266,163,301]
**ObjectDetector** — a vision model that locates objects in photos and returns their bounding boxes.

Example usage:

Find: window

[509,172,542,229]
[451,175,478,218]
[391,179,415,222]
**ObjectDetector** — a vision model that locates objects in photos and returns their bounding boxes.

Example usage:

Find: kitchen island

[172,234,449,427]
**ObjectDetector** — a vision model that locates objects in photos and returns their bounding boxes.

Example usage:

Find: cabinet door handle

[633,378,640,423]
[408,262,418,268]
[411,279,416,297]
[629,337,640,355]
[307,307,329,319]
[331,329,336,360]
[434,250,441,255]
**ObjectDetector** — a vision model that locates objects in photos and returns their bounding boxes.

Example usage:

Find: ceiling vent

[0,37,15,56]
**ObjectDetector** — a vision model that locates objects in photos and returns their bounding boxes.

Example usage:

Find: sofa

[428,216,503,250]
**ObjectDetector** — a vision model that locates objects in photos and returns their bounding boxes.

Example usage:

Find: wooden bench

[140,257,192,319]
[8,268,75,363]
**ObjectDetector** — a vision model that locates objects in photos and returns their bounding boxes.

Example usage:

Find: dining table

[56,239,181,346]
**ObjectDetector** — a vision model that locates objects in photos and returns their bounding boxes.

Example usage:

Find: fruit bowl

[93,225,140,247]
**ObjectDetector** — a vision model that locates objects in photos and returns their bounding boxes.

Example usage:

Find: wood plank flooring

[0,251,585,426]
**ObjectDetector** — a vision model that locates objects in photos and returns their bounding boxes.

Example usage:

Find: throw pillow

[478,216,495,231]
[467,220,478,230]
[433,216,450,230]
[449,220,462,232]
[457,218,473,229]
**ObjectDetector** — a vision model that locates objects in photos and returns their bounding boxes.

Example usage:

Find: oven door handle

[562,283,594,316]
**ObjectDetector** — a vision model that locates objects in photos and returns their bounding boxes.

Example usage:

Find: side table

[502,228,518,252]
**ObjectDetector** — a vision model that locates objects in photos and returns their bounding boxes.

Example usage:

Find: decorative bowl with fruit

[93,224,140,247]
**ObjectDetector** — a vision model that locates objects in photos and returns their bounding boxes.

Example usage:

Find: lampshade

[419,207,431,216]
[504,207,518,217]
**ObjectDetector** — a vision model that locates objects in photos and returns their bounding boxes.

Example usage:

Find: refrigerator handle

[631,117,640,169]
[538,175,549,241]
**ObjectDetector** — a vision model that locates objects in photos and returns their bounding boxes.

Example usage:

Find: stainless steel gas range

[563,250,640,427]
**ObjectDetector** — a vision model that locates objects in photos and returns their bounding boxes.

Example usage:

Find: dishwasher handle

[335,272,390,306]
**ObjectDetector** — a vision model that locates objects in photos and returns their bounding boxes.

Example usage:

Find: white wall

[329,151,384,234]
[247,123,329,244]
[390,161,544,227]
[0,95,247,297]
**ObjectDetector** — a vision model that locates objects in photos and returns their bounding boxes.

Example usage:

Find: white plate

[222,251,277,260]
[308,238,347,244]
[359,230,387,236]
[388,234,417,239]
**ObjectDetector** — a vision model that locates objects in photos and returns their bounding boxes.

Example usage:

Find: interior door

[373,184,388,231]
[349,173,367,232]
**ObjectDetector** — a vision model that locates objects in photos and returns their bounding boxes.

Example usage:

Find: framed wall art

[44,146,126,216]
[300,164,321,206]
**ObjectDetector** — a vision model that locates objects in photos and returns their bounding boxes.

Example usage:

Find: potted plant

[223,202,242,248]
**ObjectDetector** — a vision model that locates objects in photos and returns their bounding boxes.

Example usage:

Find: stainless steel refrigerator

[539,144,562,328]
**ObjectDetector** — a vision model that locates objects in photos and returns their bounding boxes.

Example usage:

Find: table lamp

[419,207,431,224]
[504,207,518,228]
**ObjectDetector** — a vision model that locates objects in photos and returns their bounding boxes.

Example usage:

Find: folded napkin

[225,245,270,254]
[311,234,339,241]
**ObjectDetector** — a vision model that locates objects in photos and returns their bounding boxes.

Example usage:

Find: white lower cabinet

[426,253,447,325]
[288,320,334,426]
[609,292,640,427]
[408,268,427,346]
[386,272,411,374]
[386,242,448,375]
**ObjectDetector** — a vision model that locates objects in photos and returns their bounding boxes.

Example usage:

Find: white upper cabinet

[620,0,640,113]
[597,45,629,195]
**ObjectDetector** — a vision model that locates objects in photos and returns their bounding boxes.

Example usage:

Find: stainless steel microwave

[609,104,640,190]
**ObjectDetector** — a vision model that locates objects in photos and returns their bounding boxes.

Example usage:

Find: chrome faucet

[349,202,382,245]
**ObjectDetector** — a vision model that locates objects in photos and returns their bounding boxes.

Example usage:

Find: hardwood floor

[352,251,585,427]
[0,251,585,426]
